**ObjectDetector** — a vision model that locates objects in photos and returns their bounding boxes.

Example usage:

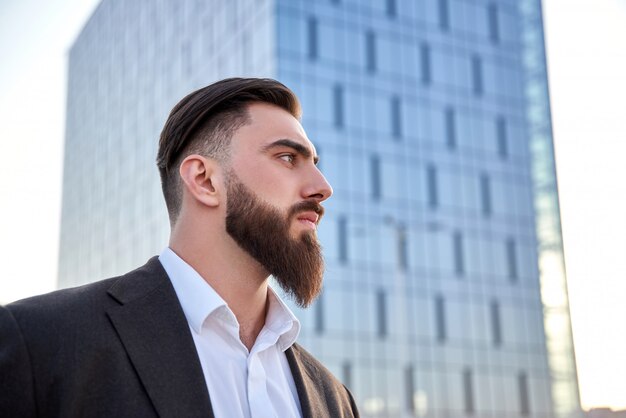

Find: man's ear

[179,154,223,207]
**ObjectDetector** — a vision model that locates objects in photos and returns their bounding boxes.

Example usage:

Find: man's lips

[295,211,320,228]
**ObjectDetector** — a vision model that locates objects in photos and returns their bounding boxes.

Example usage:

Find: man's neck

[169,227,270,351]
[238,299,269,351]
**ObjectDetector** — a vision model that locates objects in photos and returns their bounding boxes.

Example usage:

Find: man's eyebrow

[262,139,319,165]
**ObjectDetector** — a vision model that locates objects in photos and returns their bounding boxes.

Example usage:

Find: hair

[156,77,302,225]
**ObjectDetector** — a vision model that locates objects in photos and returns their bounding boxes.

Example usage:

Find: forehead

[230,102,317,155]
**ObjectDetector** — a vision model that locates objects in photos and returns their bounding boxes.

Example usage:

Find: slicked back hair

[156,77,302,225]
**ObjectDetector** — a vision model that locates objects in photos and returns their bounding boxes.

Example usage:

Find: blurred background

[0,0,624,416]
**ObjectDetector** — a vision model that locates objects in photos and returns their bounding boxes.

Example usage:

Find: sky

[0,0,625,411]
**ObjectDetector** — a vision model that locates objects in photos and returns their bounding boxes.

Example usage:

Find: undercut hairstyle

[156,77,302,225]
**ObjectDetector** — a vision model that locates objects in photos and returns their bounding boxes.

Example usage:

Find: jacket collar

[106,257,214,418]
[286,343,328,418]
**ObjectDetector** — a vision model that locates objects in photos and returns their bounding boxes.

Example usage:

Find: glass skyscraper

[59,0,581,417]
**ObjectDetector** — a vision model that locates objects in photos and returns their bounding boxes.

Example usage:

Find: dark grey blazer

[0,257,359,418]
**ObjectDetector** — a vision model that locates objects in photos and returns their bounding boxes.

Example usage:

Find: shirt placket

[246,350,279,418]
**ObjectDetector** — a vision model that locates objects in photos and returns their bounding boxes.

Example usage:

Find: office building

[59,0,580,416]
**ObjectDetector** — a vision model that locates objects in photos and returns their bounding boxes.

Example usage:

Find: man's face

[224,102,333,307]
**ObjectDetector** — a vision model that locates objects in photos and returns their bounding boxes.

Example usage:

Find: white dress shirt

[159,248,303,418]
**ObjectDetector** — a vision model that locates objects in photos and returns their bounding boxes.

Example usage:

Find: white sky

[543,0,626,410]
[0,0,625,410]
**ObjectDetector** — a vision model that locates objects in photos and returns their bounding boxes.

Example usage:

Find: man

[0,78,359,417]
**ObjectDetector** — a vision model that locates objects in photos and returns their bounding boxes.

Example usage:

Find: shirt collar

[159,247,228,334]
[159,247,300,350]
[265,286,300,351]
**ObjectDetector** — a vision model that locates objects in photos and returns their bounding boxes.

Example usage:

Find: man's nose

[303,166,333,203]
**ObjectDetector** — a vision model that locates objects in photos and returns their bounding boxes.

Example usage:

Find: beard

[224,171,325,308]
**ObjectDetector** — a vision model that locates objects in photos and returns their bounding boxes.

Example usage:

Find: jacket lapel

[106,257,214,418]
[286,344,328,418]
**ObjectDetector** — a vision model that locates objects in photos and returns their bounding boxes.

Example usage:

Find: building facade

[59,0,580,417]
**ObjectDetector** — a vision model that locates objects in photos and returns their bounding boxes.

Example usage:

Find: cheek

[230,157,302,206]
[238,165,292,195]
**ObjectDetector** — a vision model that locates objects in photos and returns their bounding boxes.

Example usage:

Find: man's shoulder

[4,256,165,325]
[289,343,335,379]
[6,276,118,318]
[287,343,360,417]
[288,342,345,388]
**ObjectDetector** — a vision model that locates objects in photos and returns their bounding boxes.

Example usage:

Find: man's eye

[279,154,295,164]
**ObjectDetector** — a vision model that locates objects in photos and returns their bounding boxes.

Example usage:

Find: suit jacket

[0,257,359,418]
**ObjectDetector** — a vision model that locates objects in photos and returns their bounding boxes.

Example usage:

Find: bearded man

[0,78,359,418]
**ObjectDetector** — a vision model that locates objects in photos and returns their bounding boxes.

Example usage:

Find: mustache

[288,200,325,224]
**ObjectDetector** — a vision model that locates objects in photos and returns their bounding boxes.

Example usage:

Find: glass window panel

[333,83,344,129]
[404,364,415,413]
[464,233,482,278]
[401,42,419,80]
[370,154,381,200]
[319,149,345,197]
[435,228,454,276]
[353,288,375,335]
[348,222,370,266]
[379,223,396,267]
[326,285,350,333]
[502,304,525,346]
[459,171,479,214]
[377,34,399,76]
[426,164,438,209]
[474,372,495,414]
[453,230,465,277]
[490,175,507,218]
[529,374,552,415]
[450,53,470,91]
[497,116,508,159]
[338,215,348,263]
[463,368,475,414]
[415,102,431,142]
[469,303,489,344]
[314,291,324,334]
[472,54,483,96]
[397,224,408,271]
[381,158,403,200]
[491,299,502,347]
[344,27,364,69]
[456,111,474,151]
[435,294,446,343]
[376,289,387,338]
[438,0,449,31]
[437,52,456,87]
[307,16,318,60]
[386,0,397,18]
[519,372,530,415]
[445,107,457,150]
[323,23,345,64]
[500,7,520,45]
[420,43,431,85]
[491,372,508,414]
[374,93,392,137]
[408,229,427,272]
[390,96,402,139]
[344,84,362,131]
[365,30,376,73]
[314,84,334,126]
[414,295,433,339]
[447,300,468,342]
[343,361,353,389]
[488,2,500,43]
[349,153,369,201]
[507,237,518,282]
[480,173,492,217]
